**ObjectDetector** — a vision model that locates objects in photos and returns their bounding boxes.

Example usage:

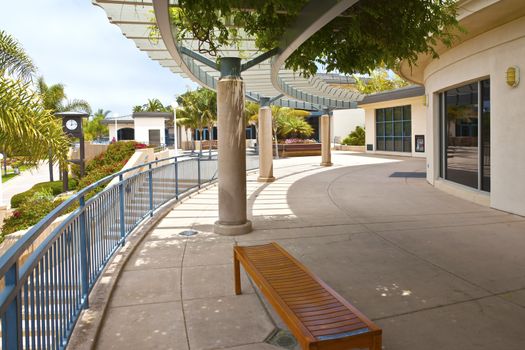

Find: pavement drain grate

[265,328,298,349]
[178,230,199,237]
[389,171,426,178]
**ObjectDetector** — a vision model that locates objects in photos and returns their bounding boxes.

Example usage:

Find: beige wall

[70,143,108,162]
[331,108,365,143]
[423,14,525,216]
[134,117,166,145]
[361,95,427,158]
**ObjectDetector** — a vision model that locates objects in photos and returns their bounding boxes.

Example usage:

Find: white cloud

[0,0,197,115]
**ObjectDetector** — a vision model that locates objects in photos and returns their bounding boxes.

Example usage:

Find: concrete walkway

[95,152,525,350]
[2,161,58,206]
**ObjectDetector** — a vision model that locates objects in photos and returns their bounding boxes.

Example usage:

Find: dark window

[376,105,411,152]
[440,80,490,192]
[481,80,491,191]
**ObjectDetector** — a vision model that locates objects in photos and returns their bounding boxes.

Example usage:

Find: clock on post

[55,111,89,191]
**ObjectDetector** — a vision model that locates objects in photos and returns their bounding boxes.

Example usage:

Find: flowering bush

[2,190,65,236]
[283,138,317,144]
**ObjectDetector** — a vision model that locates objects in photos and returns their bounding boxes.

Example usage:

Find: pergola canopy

[93,0,364,111]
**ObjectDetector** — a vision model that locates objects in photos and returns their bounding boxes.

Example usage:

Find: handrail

[0,155,180,278]
[0,153,257,349]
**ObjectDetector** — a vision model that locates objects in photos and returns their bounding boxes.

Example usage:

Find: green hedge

[10,179,77,208]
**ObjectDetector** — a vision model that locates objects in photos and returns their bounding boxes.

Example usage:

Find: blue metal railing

[0,154,259,349]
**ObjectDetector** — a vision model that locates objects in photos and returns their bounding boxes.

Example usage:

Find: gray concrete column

[320,114,332,167]
[258,105,275,182]
[214,74,252,235]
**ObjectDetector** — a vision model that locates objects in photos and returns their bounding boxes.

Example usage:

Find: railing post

[79,195,89,308]
[119,174,126,245]
[174,158,179,199]
[197,156,201,188]
[2,263,21,350]
[148,163,153,217]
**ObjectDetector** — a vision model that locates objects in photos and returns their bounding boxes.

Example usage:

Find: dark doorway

[117,128,135,140]
[149,129,161,146]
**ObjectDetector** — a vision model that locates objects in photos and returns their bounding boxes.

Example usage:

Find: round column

[320,113,333,166]
[258,101,275,182]
[214,58,252,235]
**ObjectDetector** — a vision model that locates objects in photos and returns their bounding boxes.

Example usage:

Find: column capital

[219,57,242,78]
[260,97,271,107]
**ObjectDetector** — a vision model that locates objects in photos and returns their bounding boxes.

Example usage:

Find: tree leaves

[167,0,460,76]
[353,68,409,94]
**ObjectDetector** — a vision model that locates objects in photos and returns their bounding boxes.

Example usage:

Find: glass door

[440,80,490,191]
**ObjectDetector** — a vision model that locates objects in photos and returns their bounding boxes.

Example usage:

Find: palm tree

[280,114,314,139]
[177,89,216,157]
[133,98,172,113]
[84,109,110,141]
[0,30,36,81]
[245,102,260,154]
[270,106,310,158]
[0,30,69,164]
[36,77,91,114]
[175,104,199,153]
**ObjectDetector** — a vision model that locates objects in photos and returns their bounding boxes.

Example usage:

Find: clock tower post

[55,111,89,192]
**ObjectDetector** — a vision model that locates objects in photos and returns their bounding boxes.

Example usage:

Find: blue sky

[0,0,196,116]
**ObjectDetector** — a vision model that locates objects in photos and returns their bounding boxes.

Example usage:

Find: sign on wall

[415,135,425,153]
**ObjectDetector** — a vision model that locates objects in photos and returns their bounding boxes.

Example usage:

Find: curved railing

[0,154,259,349]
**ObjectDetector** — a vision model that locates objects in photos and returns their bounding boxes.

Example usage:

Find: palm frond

[0,77,69,163]
[0,30,36,81]
[59,99,92,114]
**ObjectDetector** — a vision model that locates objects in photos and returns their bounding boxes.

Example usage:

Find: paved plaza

[90,152,525,350]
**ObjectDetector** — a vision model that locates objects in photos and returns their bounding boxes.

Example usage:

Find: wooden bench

[234,242,382,350]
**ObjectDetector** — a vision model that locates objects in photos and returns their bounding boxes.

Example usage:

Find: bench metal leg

[371,334,382,350]
[234,251,241,295]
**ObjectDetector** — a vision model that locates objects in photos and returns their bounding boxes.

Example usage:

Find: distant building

[359,85,426,158]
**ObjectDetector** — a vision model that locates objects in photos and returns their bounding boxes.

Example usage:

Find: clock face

[66,119,78,131]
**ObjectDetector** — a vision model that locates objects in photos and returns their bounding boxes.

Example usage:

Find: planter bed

[274,143,321,157]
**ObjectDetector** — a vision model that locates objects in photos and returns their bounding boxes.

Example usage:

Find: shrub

[341,126,365,146]
[2,190,65,235]
[10,179,78,208]
[283,138,317,144]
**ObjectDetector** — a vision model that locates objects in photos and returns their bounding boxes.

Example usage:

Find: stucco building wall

[423,15,525,216]
[362,95,427,158]
[133,117,166,145]
[330,108,365,143]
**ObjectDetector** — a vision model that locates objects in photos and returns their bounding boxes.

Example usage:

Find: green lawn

[2,173,18,183]
[1,165,29,183]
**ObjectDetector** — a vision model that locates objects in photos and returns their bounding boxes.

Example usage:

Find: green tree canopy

[354,68,409,94]
[167,0,460,76]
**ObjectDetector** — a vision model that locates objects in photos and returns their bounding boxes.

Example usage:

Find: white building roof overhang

[93,0,364,111]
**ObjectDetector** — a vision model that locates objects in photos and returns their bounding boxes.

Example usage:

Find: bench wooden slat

[234,242,382,350]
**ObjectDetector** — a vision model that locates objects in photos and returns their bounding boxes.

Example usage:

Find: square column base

[214,220,252,236]
[320,162,333,167]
